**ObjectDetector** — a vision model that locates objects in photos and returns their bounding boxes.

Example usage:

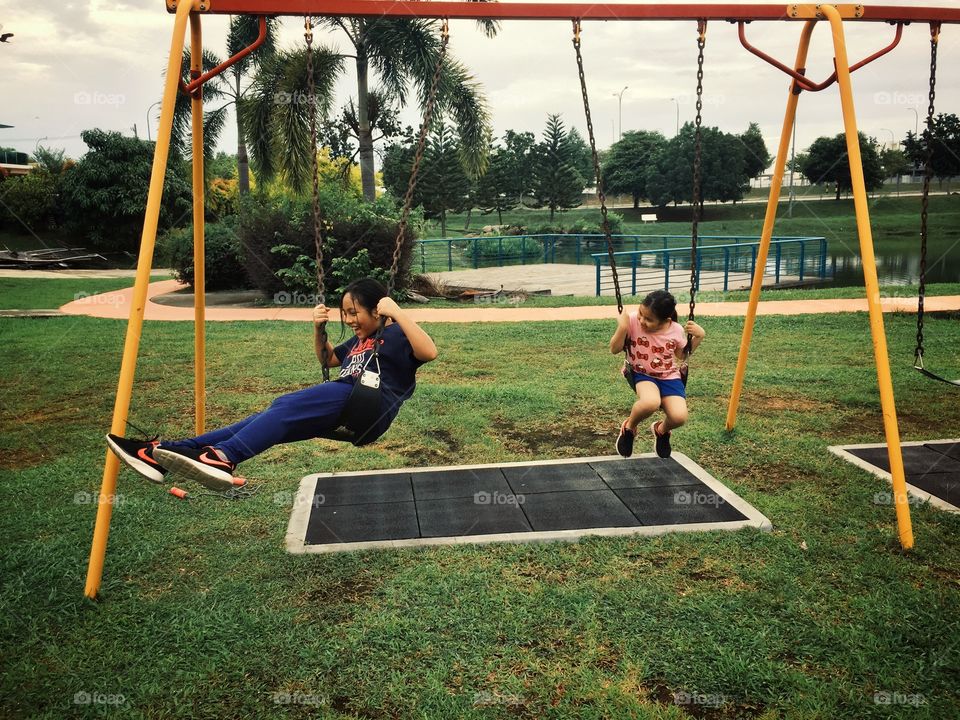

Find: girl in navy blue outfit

[107,278,437,491]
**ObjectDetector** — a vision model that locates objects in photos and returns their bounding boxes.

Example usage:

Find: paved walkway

[56,278,960,322]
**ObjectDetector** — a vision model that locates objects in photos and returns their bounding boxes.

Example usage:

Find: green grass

[0,277,171,311]
[2,298,959,718]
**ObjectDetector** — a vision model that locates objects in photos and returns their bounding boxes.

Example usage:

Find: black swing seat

[914,364,960,387]
[318,336,386,447]
[318,377,383,446]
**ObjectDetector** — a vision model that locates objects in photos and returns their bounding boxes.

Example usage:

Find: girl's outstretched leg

[153,381,353,489]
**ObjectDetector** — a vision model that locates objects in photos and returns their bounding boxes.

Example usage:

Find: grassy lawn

[2,295,959,718]
[0,277,164,311]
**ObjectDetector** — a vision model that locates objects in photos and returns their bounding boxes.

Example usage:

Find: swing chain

[689,19,707,326]
[915,22,939,366]
[573,19,624,314]
[305,16,331,381]
[393,19,449,294]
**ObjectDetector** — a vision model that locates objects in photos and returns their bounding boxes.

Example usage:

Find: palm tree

[169,16,281,193]
[317,16,495,201]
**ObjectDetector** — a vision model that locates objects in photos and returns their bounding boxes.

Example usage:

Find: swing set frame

[85,2,960,598]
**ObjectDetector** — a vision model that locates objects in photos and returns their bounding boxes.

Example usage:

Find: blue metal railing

[590,237,828,296]
[413,234,801,273]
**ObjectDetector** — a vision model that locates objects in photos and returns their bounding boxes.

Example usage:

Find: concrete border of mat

[285,452,772,554]
[828,439,960,514]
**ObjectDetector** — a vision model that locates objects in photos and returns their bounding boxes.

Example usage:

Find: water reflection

[828,238,960,286]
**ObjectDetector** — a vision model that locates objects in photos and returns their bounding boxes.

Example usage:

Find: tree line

[381,111,960,232]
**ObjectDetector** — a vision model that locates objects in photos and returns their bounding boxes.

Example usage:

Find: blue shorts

[627,370,686,398]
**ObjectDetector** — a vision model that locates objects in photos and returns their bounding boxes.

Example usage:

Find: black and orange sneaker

[106,433,167,484]
[616,420,635,458]
[651,421,672,458]
[152,445,236,491]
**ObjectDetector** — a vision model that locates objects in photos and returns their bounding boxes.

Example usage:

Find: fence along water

[414,234,828,296]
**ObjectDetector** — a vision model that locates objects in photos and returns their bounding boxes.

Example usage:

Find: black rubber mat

[301,457,752,547]
[845,443,960,508]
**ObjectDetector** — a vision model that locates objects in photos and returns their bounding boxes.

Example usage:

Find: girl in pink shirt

[609,290,705,458]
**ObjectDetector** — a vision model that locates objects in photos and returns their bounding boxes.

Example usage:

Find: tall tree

[645,123,751,206]
[531,114,586,222]
[903,112,960,189]
[738,122,772,180]
[317,17,494,201]
[417,121,472,237]
[799,132,884,200]
[240,48,343,193]
[566,127,594,185]
[170,16,280,194]
[476,144,518,225]
[603,130,667,208]
[501,129,536,206]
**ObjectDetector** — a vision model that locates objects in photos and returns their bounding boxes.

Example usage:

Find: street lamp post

[146,101,161,142]
[612,86,627,140]
[909,107,919,137]
[880,128,895,150]
[669,97,680,136]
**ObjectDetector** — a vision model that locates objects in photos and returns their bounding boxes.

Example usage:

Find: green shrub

[158,218,249,291]
[59,129,191,252]
[472,236,544,260]
[237,186,415,300]
[0,172,60,233]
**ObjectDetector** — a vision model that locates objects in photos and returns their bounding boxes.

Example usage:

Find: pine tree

[417,120,472,237]
[531,115,586,222]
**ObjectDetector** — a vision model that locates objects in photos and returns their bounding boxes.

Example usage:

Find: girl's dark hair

[642,289,678,322]
[340,277,388,312]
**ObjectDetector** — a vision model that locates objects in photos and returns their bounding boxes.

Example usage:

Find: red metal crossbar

[739,20,903,93]
[178,14,267,95]
[165,1,960,23]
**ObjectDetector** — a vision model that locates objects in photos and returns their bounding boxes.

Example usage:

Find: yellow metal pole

[726,21,816,431]
[83,0,193,599]
[190,13,206,435]
[821,4,913,550]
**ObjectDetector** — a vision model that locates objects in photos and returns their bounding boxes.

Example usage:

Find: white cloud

[0,1,957,164]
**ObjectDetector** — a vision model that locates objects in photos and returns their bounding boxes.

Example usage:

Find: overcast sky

[1,1,958,168]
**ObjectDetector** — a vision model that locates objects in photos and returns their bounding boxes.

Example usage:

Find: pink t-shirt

[625,312,688,380]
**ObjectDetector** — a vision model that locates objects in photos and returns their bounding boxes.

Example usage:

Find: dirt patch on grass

[378,427,463,465]
[703,443,807,492]
[645,679,767,719]
[493,413,620,458]
[737,389,835,415]
[0,444,49,470]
